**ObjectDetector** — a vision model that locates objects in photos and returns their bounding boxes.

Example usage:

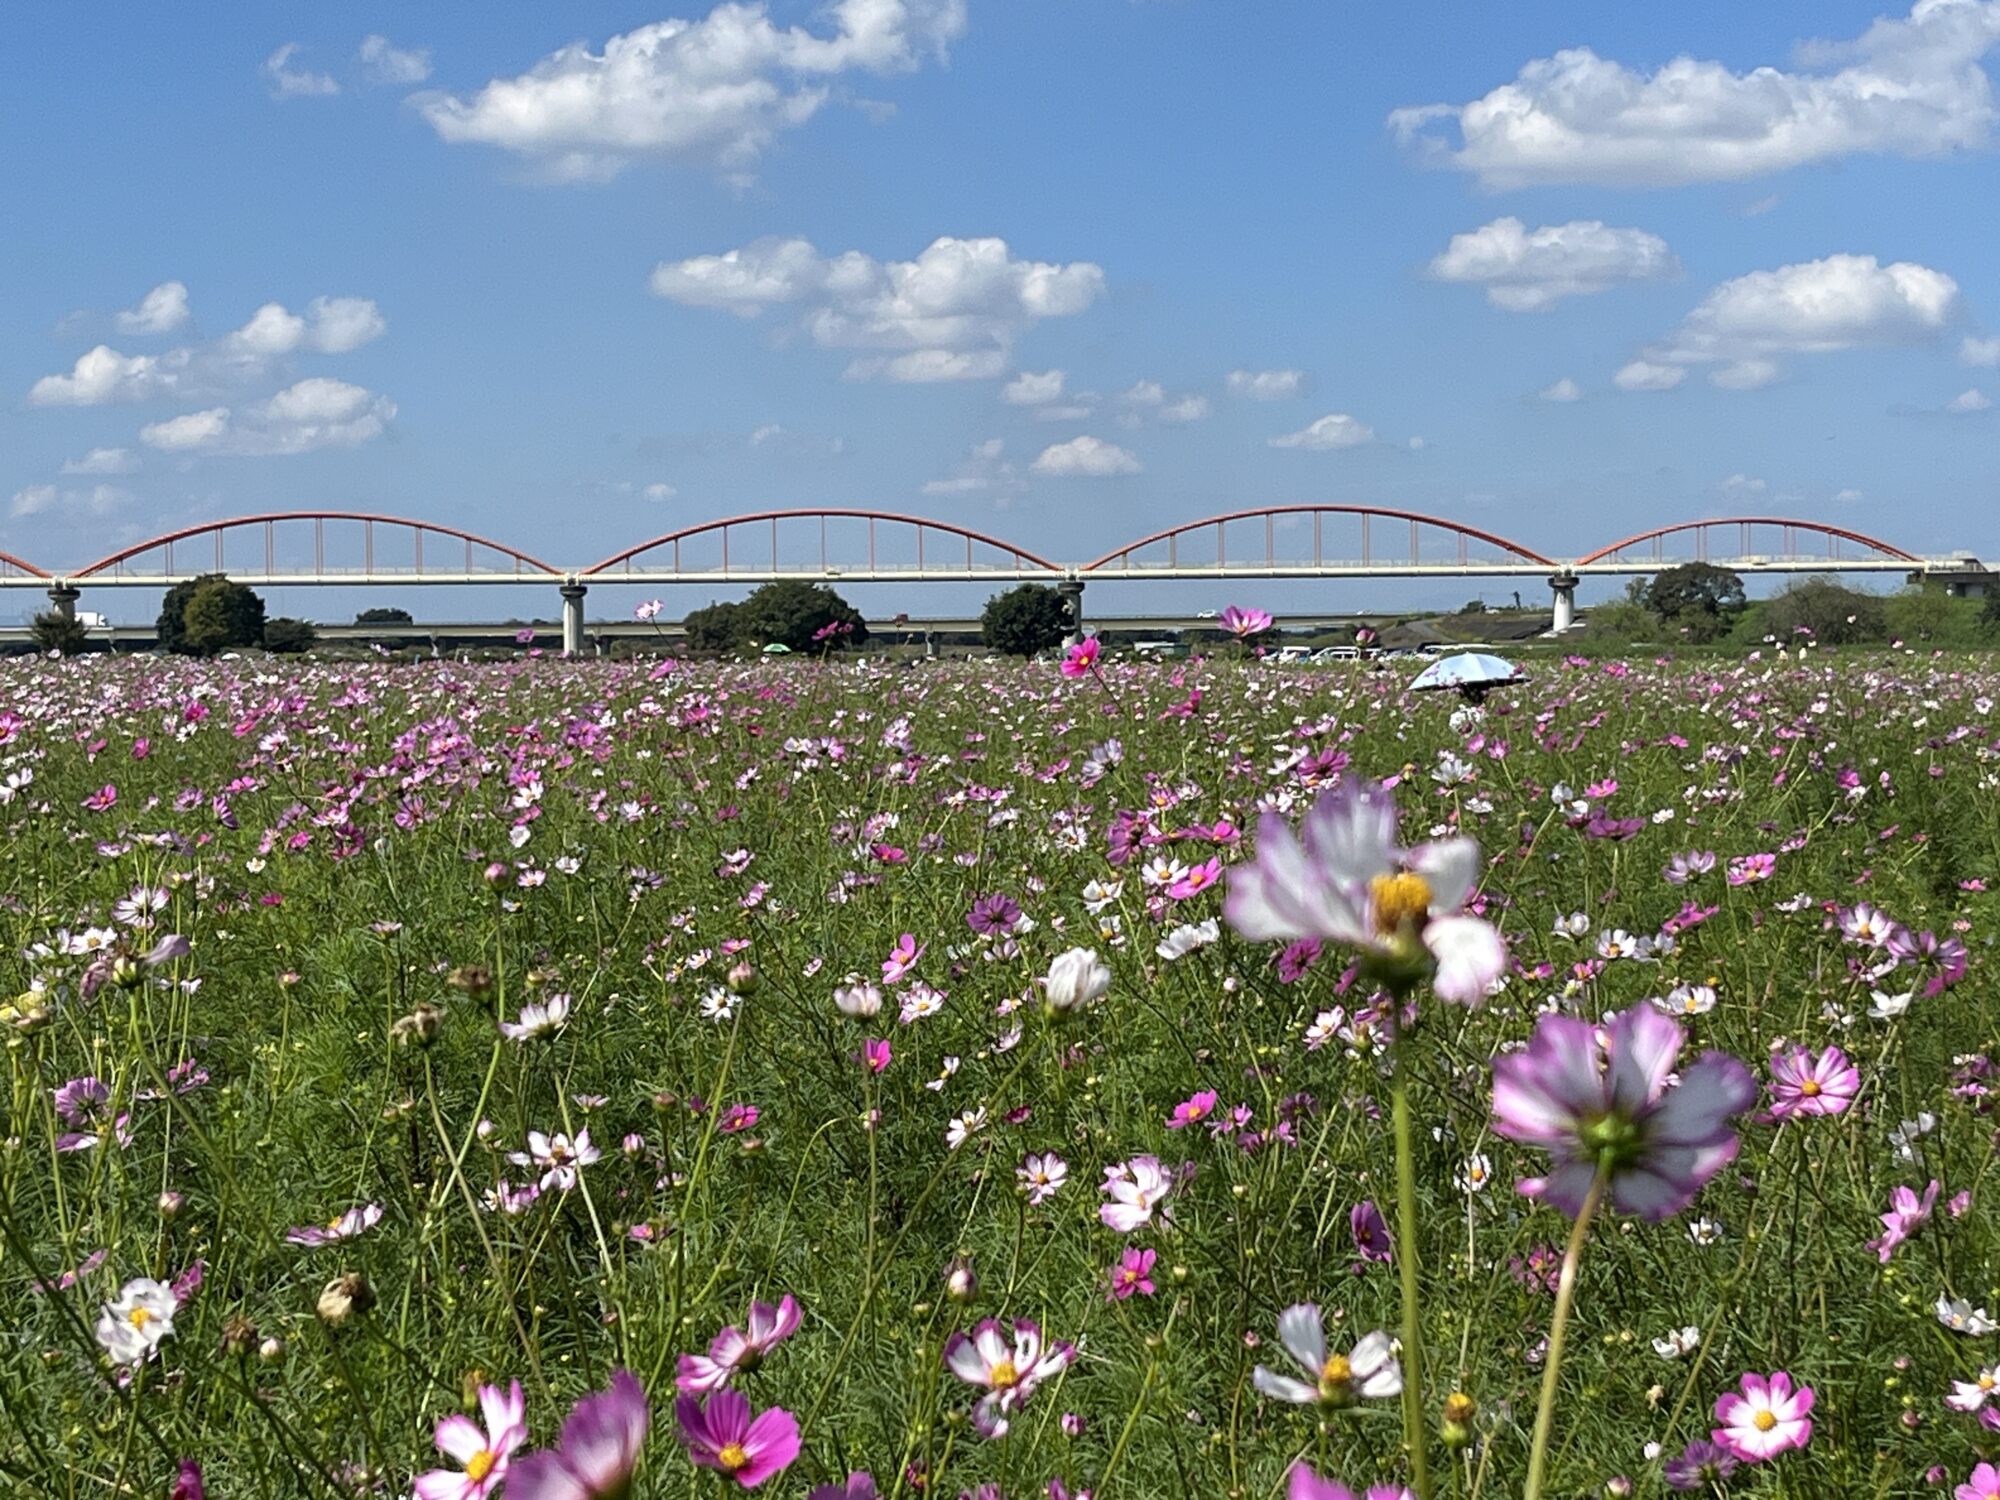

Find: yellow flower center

[1370,872,1433,935]
[1752,1410,1777,1433]
[127,1307,155,1330]
[717,1442,749,1471]
[989,1358,1020,1389]
[1799,1079,1821,1096]
[1982,1373,1997,1391]
[465,1450,496,1483]
[1318,1352,1354,1403]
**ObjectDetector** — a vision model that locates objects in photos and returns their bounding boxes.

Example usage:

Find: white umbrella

[1409,652,1521,695]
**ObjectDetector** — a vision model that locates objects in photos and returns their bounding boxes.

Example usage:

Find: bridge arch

[1084,504,1557,573]
[1576,517,1917,568]
[72,511,562,581]
[582,508,1063,578]
[0,550,50,580]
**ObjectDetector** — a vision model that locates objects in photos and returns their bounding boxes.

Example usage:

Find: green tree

[1640,562,1746,642]
[263,617,318,654]
[1981,588,2000,639]
[1758,577,1885,645]
[1884,585,1981,646]
[1580,599,1658,644]
[736,580,867,652]
[981,583,1071,657]
[355,606,414,625]
[683,601,743,654]
[173,576,266,656]
[29,610,90,656]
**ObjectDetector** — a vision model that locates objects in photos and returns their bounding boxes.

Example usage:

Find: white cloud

[61,447,138,475]
[10,483,130,520]
[359,35,432,85]
[415,0,967,181]
[1003,369,1065,405]
[1962,334,2000,365]
[1269,413,1375,450]
[1720,473,1768,495]
[264,43,340,100]
[1834,488,1865,503]
[1119,379,1208,424]
[1033,402,1096,422]
[30,345,187,406]
[1538,377,1582,402]
[1613,359,1686,392]
[1159,395,1209,424]
[139,378,395,456]
[1426,218,1677,311]
[1947,386,1993,412]
[1122,379,1164,406]
[224,297,387,357]
[1030,435,1140,476]
[749,423,785,445]
[115,282,190,335]
[651,235,1104,381]
[643,482,678,501]
[923,437,1018,495]
[1389,0,2000,188]
[1625,254,1958,389]
[1226,368,1303,400]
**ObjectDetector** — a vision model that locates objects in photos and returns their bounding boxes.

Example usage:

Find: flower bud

[944,1256,978,1305]
[158,1190,185,1217]
[726,961,758,996]
[390,1002,446,1048]
[317,1271,375,1326]
[220,1314,258,1357]
[258,1336,284,1362]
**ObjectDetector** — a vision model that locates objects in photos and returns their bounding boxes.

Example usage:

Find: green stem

[1389,1061,1433,1500]
[1522,1168,1610,1500]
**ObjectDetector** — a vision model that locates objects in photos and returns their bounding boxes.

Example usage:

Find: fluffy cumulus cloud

[1030,435,1140,476]
[29,294,386,406]
[651,235,1104,382]
[1003,369,1065,405]
[1269,413,1375,450]
[61,447,138,475]
[1119,380,1209,425]
[1426,218,1678,311]
[1389,0,2000,188]
[415,0,966,181]
[1620,254,1959,390]
[115,281,190,335]
[140,378,395,457]
[1538,377,1583,402]
[1962,334,2000,365]
[10,483,130,520]
[1947,386,1993,412]
[264,43,340,99]
[359,35,432,85]
[1226,368,1303,400]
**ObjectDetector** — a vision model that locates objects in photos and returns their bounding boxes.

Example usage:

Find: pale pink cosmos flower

[509,1130,600,1192]
[1947,1365,2000,1413]
[414,1380,527,1500]
[1712,1370,1813,1461]
[1099,1155,1182,1233]
[676,1295,802,1393]
[1219,605,1274,639]
[511,1369,652,1499]
[285,1203,384,1247]
[1961,1463,2000,1500]
[1224,779,1505,1005]
[1017,1152,1068,1205]
[1766,1044,1860,1119]
[882,934,924,985]
[943,1318,1076,1437]
[1868,1180,1940,1262]
[1251,1304,1401,1408]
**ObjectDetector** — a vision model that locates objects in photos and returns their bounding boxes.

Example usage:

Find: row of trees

[1585,563,2000,648]
[31,575,318,657]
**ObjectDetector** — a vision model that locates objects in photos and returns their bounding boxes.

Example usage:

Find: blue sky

[6,0,1999,621]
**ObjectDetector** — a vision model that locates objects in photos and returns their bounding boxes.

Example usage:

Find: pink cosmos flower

[414,1380,527,1500]
[1868,1180,1940,1262]
[882,933,924,985]
[861,1038,892,1075]
[808,1476,879,1500]
[1099,1155,1184,1233]
[1349,1200,1391,1264]
[1166,1090,1219,1129]
[677,1295,802,1393]
[1766,1045,1860,1119]
[1219,605,1275,639]
[1059,638,1101,678]
[672,1389,800,1489]
[1961,1462,2000,1500]
[285,1203,385,1247]
[1288,1469,1412,1500]
[510,1369,651,1499]
[1491,1004,1756,1222]
[1712,1370,1813,1461]
[171,1461,205,1500]
[508,1130,600,1192]
[1947,1365,2000,1413]
[1107,1247,1156,1301]
[1167,857,1224,900]
[943,1318,1076,1437]
[1224,779,1506,1005]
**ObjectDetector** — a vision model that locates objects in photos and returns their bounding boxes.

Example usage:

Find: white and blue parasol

[1408,652,1521,693]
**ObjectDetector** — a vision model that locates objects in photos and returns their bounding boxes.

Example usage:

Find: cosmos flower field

[5,647,1999,1500]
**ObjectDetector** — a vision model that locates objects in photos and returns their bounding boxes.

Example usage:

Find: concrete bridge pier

[1058,577,1085,644]
[1548,571,1579,634]
[560,581,588,656]
[46,582,80,622]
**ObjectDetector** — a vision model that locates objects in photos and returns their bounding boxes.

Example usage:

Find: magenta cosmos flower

[1766,1044,1860,1119]
[509,1369,651,1500]
[1059,638,1101,678]
[1224,779,1505,1005]
[1868,1180,1940,1262]
[676,1295,802,1392]
[1961,1463,2000,1500]
[1288,1468,1411,1500]
[1219,605,1274,639]
[671,1389,800,1489]
[415,1381,527,1500]
[1711,1370,1813,1461]
[1491,1004,1757,1222]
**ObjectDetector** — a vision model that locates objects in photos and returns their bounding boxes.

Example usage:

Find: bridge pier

[1917,563,1991,598]
[46,583,80,622]
[1057,578,1085,645]
[1547,571,1579,634]
[560,582,588,657]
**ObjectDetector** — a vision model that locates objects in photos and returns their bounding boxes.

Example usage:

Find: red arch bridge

[11,507,1983,653]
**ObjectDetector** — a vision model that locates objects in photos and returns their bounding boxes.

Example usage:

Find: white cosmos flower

[96,1277,177,1365]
